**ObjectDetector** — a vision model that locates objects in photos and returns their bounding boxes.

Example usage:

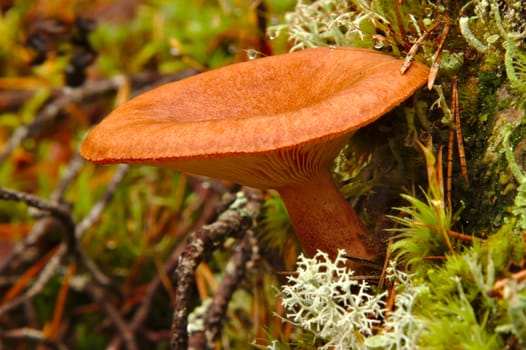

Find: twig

[0,244,67,315]
[0,327,68,350]
[0,187,75,235]
[0,187,69,221]
[0,69,198,164]
[108,184,221,349]
[427,16,450,89]
[188,229,259,349]
[0,69,200,349]
[0,76,122,163]
[0,163,128,312]
[0,68,198,274]
[0,154,84,274]
[84,283,138,350]
[76,164,129,237]
[204,230,258,342]
[400,19,441,74]
[51,153,86,202]
[170,188,263,350]
[452,76,468,183]
[490,269,526,295]
[107,243,186,350]
[70,164,129,290]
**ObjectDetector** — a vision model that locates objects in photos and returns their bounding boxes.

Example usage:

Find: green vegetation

[0,0,525,349]
[263,0,526,349]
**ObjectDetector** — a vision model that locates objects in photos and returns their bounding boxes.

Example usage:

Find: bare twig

[84,283,138,350]
[0,244,67,315]
[0,68,199,274]
[0,187,69,221]
[0,186,75,234]
[0,68,201,349]
[0,69,198,163]
[108,183,221,349]
[76,164,129,237]
[171,188,263,350]
[0,163,128,313]
[0,327,68,350]
[51,153,86,202]
[489,269,526,295]
[205,230,259,339]
[68,164,129,289]
[0,76,122,163]
[0,154,84,274]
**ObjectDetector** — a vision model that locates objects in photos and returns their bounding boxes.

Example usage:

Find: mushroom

[80,47,428,266]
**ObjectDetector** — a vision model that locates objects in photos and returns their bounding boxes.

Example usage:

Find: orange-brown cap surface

[80,47,429,188]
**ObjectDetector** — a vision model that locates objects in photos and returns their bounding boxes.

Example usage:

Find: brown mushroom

[80,47,429,265]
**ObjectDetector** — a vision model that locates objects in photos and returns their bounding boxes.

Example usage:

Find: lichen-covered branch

[188,229,259,349]
[171,188,263,350]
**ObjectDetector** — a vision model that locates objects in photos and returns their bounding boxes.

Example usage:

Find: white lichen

[496,279,526,344]
[268,0,387,51]
[279,250,386,349]
[364,261,427,350]
[187,298,211,333]
[277,252,429,350]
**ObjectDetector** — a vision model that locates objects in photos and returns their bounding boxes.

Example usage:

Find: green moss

[263,1,526,348]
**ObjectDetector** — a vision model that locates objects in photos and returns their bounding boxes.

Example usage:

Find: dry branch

[171,188,263,350]
[0,327,68,350]
[0,163,127,313]
[0,154,84,274]
[0,69,198,164]
[188,229,259,349]
[0,67,202,349]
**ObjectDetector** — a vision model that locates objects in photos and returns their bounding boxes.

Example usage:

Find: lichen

[262,1,526,348]
[364,262,427,350]
[459,0,526,93]
[266,0,444,60]
[267,0,386,51]
[271,243,526,349]
[278,250,386,350]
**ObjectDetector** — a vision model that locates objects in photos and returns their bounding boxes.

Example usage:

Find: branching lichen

[268,0,386,51]
[496,279,526,345]
[459,0,526,92]
[365,262,426,350]
[270,227,524,349]
[279,250,386,349]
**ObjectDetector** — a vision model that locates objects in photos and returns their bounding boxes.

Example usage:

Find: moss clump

[261,1,526,348]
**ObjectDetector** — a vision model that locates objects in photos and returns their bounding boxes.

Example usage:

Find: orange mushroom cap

[80,47,429,189]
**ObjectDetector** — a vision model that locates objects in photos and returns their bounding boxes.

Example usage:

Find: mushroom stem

[277,170,381,262]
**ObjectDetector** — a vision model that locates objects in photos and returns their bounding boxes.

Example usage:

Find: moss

[264,1,526,348]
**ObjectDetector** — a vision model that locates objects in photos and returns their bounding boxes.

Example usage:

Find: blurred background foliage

[0,0,297,348]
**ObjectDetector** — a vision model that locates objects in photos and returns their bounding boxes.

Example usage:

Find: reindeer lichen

[278,250,386,350]
[267,0,385,51]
